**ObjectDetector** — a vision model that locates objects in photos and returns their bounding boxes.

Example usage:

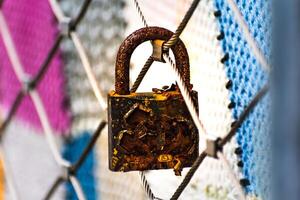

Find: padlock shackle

[115,26,191,95]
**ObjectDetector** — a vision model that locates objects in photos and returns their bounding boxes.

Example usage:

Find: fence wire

[0,0,270,200]
[132,0,269,199]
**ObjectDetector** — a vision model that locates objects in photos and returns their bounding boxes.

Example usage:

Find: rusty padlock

[108,27,199,176]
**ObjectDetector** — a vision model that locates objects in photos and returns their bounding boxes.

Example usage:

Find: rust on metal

[115,26,191,95]
[108,86,199,175]
[108,26,198,175]
[151,39,166,62]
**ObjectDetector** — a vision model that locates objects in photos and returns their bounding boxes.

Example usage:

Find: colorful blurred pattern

[0,0,71,133]
[0,0,286,199]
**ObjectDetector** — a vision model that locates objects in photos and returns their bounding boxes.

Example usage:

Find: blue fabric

[63,133,98,200]
[214,0,271,198]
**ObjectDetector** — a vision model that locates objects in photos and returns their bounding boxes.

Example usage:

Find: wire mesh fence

[0,0,270,199]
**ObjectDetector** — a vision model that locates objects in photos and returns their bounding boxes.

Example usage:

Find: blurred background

[0,0,298,199]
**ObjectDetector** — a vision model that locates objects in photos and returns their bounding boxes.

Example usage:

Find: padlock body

[108,90,199,173]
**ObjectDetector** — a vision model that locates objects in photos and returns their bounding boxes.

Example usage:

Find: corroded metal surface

[109,27,198,175]
[108,87,199,175]
[115,26,190,95]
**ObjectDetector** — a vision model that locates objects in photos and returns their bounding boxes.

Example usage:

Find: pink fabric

[0,0,71,134]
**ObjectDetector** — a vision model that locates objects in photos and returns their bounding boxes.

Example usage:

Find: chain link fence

[0,0,270,199]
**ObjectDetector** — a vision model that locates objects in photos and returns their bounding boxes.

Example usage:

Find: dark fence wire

[0,0,97,199]
[44,121,107,200]
[132,0,270,199]
[0,0,270,199]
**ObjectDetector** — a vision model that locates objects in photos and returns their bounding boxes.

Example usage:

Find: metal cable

[0,90,25,136]
[226,0,271,72]
[163,0,201,51]
[219,85,269,146]
[49,0,65,22]
[71,0,93,29]
[48,0,107,111]
[133,0,148,27]
[0,7,69,198]
[162,0,208,139]
[132,1,206,199]
[139,171,155,200]
[0,10,70,167]
[44,176,64,200]
[44,120,107,198]
[0,1,99,198]
[70,32,107,110]
[169,85,269,199]
[131,56,154,93]
[0,33,63,137]
[132,0,207,137]
[30,34,64,88]
[69,175,86,200]
[217,151,246,200]
[132,2,270,200]
[164,54,208,137]
[131,1,168,199]
[70,121,107,173]
[0,0,271,199]
[170,152,207,200]
[0,11,24,80]
[30,91,70,167]
[132,0,202,93]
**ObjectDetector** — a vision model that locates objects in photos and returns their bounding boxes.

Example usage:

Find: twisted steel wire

[132,0,206,199]
[132,1,271,199]
[69,175,87,200]
[70,121,107,173]
[29,34,64,89]
[170,85,269,199]
[0,0,271,198]
[0,90,25,136]
[163,0,201,51]
[44,176,64,200]
[170,152,207,200]
[139,171,155,200]
[133,0,148,27]
[164,54,208,136]
[49,0,67,22]
[217,152,247,200]
[0,9,66,198]
[44,120,107,199]
[219,84,269,146]
[71,0,93,29]
[49,0,107,110]
[132,0,208,135]
[30,90,71,167]
[70,32,107,110]
[0,33,63,137]
[0,33,63,138]
[130,1,170,199]
[0,10,70,167]
[131,56,154,93]
[0,0,100,198]
[132,0,202,101]
[226,0,270,72]
[162,0,208,138]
